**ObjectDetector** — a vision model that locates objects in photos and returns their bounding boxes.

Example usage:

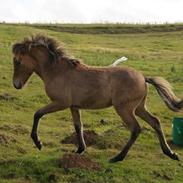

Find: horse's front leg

[70,107,86,154]
[31,102,66,150]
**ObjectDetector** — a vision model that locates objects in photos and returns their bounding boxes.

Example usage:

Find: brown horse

[12,35,183,163]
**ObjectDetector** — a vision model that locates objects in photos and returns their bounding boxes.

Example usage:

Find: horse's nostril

[13,80,22,89]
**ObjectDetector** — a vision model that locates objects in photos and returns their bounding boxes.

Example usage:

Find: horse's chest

[45,81,70,101]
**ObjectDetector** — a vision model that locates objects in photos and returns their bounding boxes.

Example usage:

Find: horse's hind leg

[110,102,141,163]
[70,107,86,154]
[135,100,179,161]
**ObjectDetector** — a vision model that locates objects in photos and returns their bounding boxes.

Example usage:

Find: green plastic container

[172,117,183,146]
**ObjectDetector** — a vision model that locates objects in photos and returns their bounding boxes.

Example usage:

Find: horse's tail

[111,56,128,67]
[145,77,183,112]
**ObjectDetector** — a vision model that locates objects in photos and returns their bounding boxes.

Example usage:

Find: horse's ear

[12,43,27,55]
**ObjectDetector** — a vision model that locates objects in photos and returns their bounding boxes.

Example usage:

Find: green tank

[172,117,183,146]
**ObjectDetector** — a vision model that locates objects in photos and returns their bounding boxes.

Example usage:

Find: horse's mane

[12,34,81,66]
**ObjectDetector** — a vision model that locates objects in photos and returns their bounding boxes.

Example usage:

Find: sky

[0,0,183,23]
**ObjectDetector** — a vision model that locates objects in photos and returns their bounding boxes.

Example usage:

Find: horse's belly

[73,92,112,109]
[80,100,112,109]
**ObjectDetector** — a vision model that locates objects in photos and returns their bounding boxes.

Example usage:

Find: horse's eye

[14,58,21,66]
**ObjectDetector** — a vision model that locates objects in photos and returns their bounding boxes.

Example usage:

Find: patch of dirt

[0,124,29,135]
[0,132,17,145]
[59,153,101,171]
[61,130,98,146]
[61,129,127,150]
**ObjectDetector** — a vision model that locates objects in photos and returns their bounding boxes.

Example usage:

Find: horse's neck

[34,60,47,81]
[34,56,68,84]
[31,49,53,81]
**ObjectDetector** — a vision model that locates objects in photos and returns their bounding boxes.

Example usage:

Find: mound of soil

[59,153,101,171]
[94,128,126,150]
[61,130,98,146]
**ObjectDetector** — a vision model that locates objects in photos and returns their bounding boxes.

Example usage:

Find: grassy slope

[32,23,183,34]
[0,24,183,183]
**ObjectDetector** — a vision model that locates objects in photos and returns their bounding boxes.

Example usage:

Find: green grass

[0,23,183,183]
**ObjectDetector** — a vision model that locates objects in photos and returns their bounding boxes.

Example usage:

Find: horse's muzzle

[13,79,22,89]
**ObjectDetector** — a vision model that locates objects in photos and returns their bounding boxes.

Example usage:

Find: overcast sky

[0,0,183,23]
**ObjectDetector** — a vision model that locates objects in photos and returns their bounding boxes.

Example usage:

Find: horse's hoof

[109,158,116,163]
[76,147,85,154]
[109,153,126,163]
[31,133,42,150]
[36,141,42,150]
[109,156,122,163]
[171,152,180,161]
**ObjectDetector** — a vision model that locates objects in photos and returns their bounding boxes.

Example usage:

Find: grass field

[0,23,183,183]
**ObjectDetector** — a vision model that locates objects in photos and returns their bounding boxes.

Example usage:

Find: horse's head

[12,35,67,89]
[12,43,37,89]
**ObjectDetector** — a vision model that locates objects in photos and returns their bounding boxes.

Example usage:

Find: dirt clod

[61,130,98,146]
[59,153,101,171]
